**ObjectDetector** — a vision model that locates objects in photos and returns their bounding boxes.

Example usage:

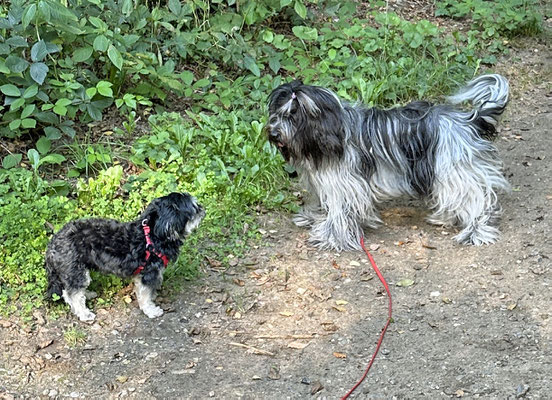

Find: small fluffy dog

[267,75,510,251]
[45,192,205,321]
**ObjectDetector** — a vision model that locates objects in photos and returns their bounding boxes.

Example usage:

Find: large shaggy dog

[45,192,205,321]
[266,75,510,251]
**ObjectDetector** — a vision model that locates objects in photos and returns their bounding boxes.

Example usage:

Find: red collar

[133,220,170,275]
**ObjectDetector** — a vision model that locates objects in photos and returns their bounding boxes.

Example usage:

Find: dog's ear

[291,88,345,165]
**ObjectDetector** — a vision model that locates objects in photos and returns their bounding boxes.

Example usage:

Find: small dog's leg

[61,270,95,322]
[133,276,163,318]
[62,289,96,322]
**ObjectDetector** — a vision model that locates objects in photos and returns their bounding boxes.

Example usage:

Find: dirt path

[1,41,551,400]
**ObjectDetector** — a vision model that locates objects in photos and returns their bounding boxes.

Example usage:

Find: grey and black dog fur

[267,74,510,251]
[45,192,205,321]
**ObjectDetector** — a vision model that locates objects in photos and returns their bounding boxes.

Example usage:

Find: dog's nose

[269,130,280,139]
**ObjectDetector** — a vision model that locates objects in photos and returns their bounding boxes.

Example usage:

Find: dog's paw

[78,310,96,322]
[142,304,164,319]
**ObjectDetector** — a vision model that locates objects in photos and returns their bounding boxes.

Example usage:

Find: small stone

[349,260,360,267]
[301,377,311,385]
[430,291,440,297]
[311,381,324,395]
[209,391,215,397]
[516,383,530,398]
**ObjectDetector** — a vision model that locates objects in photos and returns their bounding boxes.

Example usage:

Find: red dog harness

[133,219,169,275]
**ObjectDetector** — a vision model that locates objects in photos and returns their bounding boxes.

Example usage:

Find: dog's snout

[269,129,280,139]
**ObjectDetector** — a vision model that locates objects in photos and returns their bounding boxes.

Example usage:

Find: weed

[63,326,87,347]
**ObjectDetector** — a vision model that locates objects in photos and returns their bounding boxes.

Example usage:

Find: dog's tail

[45,256,63,299]
[447,74,509,139]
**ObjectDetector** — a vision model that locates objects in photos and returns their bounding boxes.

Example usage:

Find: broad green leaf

[22,4,37,29]
[96,81,113,97]
[180,71,194,85]
[27,148,40,168]
[2,153,22,169]
[21,104,36,118]
[44,127,62,140]
[10,98,25,111]
[21,118,37,129]
[9,119,21,130]
[86,87,97,98]
[30,62,49,84]
[168,0,181,15]
[23,85,39,99]
[36,137,51,154]
[243,55,261,77]
[0,84,20,97]
[262,30,274,43]
[5,56,29,73]
[107,45,123,70]
[268,57,280,74]
[122,0,133,15]
[294,0,307,19]
[73,47,93,62]
[292,26,318,41]
[280,0,293,7]
[39,154,66,166]
[31,40,48,62]
[93,35,109,52]
[53,99,71,116]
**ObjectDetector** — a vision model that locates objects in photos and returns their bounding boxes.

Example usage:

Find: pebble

[516,384,530,398]
[430,291,441,297]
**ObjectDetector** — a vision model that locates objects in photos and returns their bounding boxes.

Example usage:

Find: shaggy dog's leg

[133,275,163,318]
[428,151,507,245]
[61,271,95,322]
[304,163,381,251]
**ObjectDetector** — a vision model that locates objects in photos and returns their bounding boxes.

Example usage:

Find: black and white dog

[45,192,205,321]
[267,75,510,251]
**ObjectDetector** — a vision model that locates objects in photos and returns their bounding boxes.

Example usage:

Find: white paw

[78,310,96,322]
[142,304,164,319]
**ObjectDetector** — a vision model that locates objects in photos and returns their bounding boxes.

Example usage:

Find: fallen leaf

[36,339,54,351]
[206,256,222,269]
[507,302,517,310]
[455,389,465,397]
[369,244,380,251]
[279,311,293,317]
[288,341,309,350]
[396,279,415,287]
[123,295,132,304]
[349,260,360,267]
[335,300,348,306]
[116,376,128,383]
[233,278,245,286]
[333,352,347,359]
[332,305,346,312]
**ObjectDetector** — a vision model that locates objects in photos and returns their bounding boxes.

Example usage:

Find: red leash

[341,236,393,399]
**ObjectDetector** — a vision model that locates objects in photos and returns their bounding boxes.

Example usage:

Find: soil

[1,20,551,400]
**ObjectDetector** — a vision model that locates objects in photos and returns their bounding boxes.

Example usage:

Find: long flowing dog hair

[267,75,510,250]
